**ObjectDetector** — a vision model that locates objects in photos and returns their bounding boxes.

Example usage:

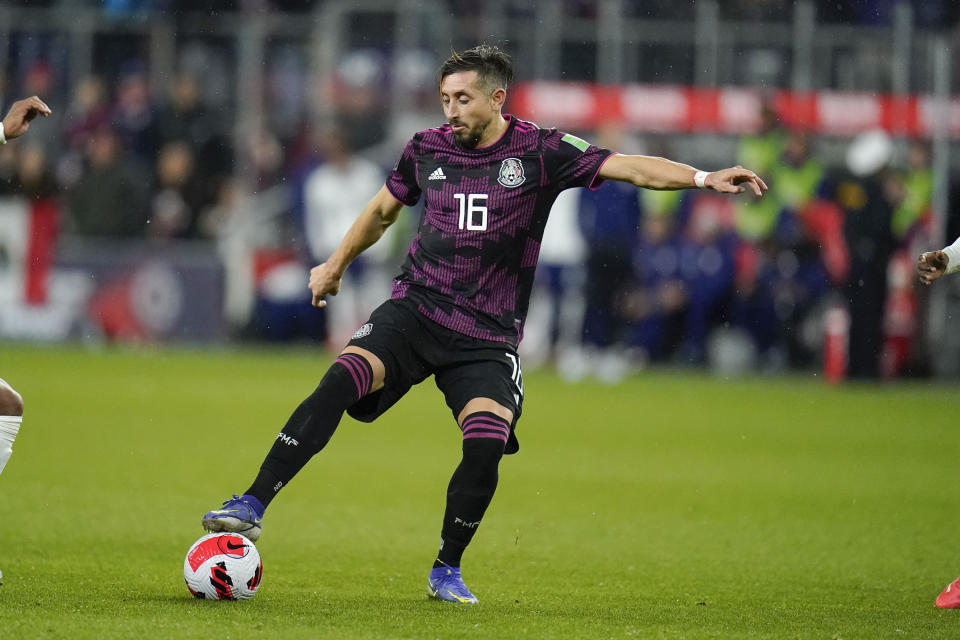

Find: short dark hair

[438,45,514,95]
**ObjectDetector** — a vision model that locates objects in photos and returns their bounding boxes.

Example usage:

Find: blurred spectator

[112,67,158,162]
[678,195,737,364]
[20,61,58,152]
[522,188,586,371]
[735,100,785,242]
[834,130,898,379]
[156,71,233,182]
[624,212,687,364]
[199,178,255,331]
[149,141,206,240]
[890,140,933,241]
[68,127,150,237]
[772,130,829,366]
[330,50,389,152]
[577,127,642,380]
[302,126,388,346]
[10,144,57,200]
[247,128,286,189]
[64,75,112,151]
[157,73,212,151]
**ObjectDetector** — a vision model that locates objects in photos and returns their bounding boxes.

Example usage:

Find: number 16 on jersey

[454,193,488,231]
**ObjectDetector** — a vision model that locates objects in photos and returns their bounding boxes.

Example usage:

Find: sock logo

[454,517,481,529]
[277,432,299,446]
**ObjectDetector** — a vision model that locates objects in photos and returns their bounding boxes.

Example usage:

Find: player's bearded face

[451,116,491,149]
[440,72,497,150]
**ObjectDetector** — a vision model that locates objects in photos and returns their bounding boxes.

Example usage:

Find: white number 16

[454,193,488,231]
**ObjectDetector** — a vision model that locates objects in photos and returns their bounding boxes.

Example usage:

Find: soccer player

[918,239,960,608]
[202,45,767,604]
[0,95,51,478]
[917,238,960,286]
[0,95,51,586]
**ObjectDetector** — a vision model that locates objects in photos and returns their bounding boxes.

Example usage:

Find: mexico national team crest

[498,157,525,188]
[352,323,373,339]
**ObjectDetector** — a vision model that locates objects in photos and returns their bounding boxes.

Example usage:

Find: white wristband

[0,122,7,144]
[693,170,709,189]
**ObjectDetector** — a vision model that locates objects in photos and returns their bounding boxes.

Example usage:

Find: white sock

[0,416,22,476]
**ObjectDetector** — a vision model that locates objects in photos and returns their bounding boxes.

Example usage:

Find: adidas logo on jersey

[428,167,447,181]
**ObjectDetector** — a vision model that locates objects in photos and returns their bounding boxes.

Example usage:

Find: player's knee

[0,385,23,417]
[462,435,506,465]
[456,436,504,494]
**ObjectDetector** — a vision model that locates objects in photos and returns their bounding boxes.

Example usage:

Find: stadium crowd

[11,1,959,28]
[0,10,949,380]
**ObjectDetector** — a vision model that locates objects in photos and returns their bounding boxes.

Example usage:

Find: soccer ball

[183,532,263,600]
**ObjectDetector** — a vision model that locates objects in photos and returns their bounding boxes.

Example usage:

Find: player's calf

[436,413,509,568]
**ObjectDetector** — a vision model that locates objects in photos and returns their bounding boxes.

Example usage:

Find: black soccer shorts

[344,298,523,454]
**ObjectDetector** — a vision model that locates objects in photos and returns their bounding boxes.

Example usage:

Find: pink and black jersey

[385,115,614,347]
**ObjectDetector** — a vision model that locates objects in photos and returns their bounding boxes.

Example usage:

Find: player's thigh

[457,397,512,427]
[0,378,22,416]
[343,299,430,423]
[339,346,386,393]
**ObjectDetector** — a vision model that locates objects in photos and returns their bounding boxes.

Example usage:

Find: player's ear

[489,87,506,110]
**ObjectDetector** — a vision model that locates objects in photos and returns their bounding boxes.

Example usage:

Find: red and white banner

[0,197,58,306]
[510,82,960,138]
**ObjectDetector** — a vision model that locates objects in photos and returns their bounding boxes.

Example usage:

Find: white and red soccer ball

[183,532,263,600]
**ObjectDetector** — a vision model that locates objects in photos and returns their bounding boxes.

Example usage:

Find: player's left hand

[918,250,948,285]
[2,96,51,140]
[705,166,768,197]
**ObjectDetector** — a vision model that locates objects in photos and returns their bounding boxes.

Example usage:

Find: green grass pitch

[1,343,959,638]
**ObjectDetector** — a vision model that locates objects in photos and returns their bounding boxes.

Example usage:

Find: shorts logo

[498,158,525,188]
[352,322,373,339]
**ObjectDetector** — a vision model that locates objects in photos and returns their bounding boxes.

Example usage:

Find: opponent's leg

[0,378,24,477]
[202,348,383,541]
[428,398,512,604]
[0,378,24,586]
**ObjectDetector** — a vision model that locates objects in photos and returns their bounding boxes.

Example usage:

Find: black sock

[245,353,373,507]
[436,414,508,567]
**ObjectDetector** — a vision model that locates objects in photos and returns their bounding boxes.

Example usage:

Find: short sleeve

[385,138,421,206]
[541,130,615,192]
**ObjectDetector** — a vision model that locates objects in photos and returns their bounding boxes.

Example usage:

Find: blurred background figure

[575,125,642,383]
[622,211,687,366]
[835,130,898,379]
[302,126,389,347]
[68,127,149,238]
[522,187,586,372]
[149,141,204,240]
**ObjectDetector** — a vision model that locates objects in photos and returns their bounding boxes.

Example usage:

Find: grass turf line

[0,343,958,638]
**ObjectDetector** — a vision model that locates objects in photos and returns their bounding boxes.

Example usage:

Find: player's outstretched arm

[309,185,404,308]
[598,154,767,197]
[2,96,51,141]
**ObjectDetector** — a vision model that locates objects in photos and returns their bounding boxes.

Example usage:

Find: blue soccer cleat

[201,494,263,542]
[428,564,479,604]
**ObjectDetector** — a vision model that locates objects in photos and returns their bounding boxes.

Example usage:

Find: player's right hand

[309,263,342,307]
[2,96,51,140]
[918,250,948,285]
